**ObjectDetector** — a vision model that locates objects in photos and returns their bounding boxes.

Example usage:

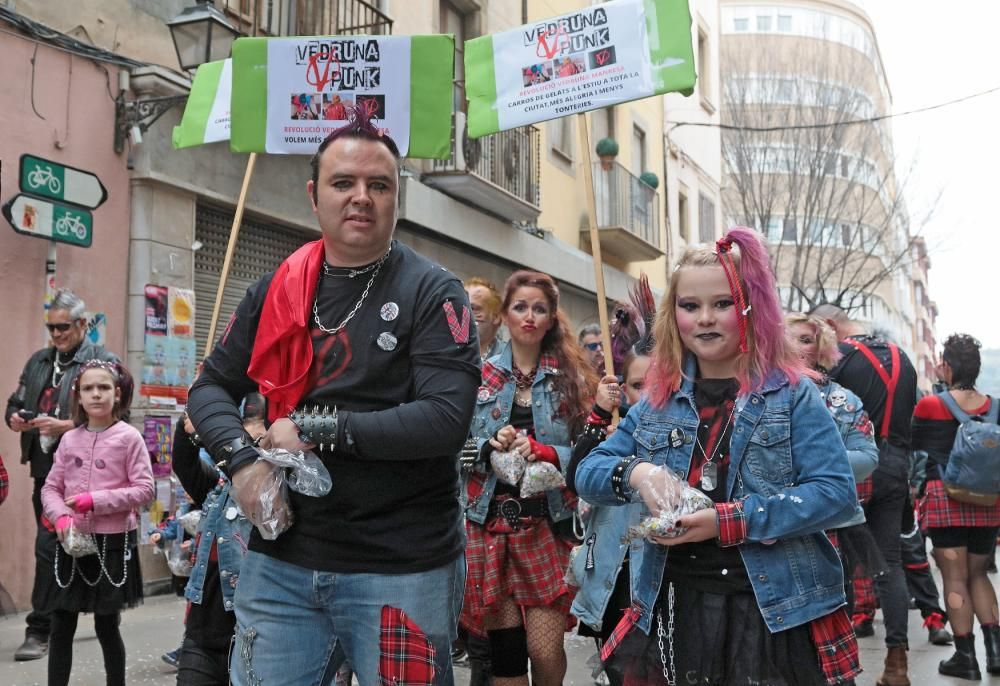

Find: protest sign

[465,0,695,137]
[172,58,232,149]
[230,35,454,157]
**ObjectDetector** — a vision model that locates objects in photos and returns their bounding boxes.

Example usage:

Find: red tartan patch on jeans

[378,605,436,686]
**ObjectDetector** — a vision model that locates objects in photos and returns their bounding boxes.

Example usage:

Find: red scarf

[248,240,325,422]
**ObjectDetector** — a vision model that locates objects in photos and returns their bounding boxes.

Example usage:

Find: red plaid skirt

[920,479,1000,530]
[856,476,873,504]
[460,505,575,636]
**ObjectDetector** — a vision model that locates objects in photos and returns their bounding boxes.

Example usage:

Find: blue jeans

[230,551,466,686]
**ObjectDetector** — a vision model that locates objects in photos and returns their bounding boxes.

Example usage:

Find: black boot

[983,624,1000,675]
[938,633,981,681]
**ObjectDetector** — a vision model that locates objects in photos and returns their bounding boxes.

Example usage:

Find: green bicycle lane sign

[2,194,93,247]
[19,154,108,209]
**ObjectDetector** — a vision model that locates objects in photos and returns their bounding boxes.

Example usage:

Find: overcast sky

[859,1,1000,349]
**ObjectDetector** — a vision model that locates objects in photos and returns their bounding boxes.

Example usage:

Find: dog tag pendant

[701,462,718,491]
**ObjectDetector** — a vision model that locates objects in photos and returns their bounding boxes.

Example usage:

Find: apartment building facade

[719,0,934,386]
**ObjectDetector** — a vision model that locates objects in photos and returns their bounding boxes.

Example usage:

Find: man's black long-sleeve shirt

[187,241,480,574]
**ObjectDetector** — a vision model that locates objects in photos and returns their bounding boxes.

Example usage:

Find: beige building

[664,0,724,249]
[0,0,716,608]
[719,0,934,385]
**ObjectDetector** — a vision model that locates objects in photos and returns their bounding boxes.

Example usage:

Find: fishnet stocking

[483,594,568,686]
[525,605,567,686]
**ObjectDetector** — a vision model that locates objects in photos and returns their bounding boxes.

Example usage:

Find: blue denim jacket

[819,379,878,528]
[569,500,644,631]
[462,345,574,524]
[575,359,857,634]
[185,475,253,611]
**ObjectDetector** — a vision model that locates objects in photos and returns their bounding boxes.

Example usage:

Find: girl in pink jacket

[42,359,153,686]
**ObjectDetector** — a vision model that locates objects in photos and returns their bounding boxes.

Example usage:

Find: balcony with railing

[423,112,541,223]
[220,0,392,37]
[581,161,663,262]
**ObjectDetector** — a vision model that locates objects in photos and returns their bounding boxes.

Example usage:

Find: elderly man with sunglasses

[4,288,118,662]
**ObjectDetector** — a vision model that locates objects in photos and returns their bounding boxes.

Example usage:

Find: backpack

[937,392,1000,506]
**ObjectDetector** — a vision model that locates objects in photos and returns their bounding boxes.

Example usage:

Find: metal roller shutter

[194,204,313,356]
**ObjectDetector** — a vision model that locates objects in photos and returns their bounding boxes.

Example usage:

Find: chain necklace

[693,404,736,491]
[512,365,537,407]
[51,350,74,387]
[312,245,392,336]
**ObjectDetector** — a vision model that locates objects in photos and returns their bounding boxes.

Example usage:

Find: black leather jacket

[5,341,117,478]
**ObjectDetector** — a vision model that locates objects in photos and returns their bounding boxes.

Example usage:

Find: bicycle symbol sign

[27,164,62,194]
[18,154,108,209]
[2,194,93,248]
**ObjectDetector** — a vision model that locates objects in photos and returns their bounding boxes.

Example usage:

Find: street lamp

[167,0,240,72]
[114,1,240,153]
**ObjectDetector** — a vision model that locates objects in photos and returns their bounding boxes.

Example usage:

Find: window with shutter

[194,204,313,356]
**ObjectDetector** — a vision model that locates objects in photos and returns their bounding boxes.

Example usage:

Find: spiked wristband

[288,405,339,452]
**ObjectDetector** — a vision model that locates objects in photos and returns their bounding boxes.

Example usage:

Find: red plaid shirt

[479,353,560,397]
[809,607,862,683]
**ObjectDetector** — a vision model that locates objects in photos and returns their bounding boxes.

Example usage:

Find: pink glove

[56,515,74,533]
[71,492,94,514]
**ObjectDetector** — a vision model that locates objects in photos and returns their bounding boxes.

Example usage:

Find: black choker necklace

[322,257,384,279]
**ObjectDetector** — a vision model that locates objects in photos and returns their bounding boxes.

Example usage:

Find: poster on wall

[143,415,174,478]
[464,0,696,137]
[141,285,196,403]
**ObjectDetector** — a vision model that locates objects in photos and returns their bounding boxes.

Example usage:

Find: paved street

[2,573,998,685]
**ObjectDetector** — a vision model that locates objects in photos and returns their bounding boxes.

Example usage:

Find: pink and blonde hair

[647,227,812,407]
[785,312,842,371]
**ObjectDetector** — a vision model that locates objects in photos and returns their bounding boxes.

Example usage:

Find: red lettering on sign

[305,52,341,92]
[594,49,612,66]
[535,27,564,60]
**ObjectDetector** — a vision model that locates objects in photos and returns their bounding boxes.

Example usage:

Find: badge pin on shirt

[380,302,399,321]
[669,428,685,448]
[828,389,847,408]
[377,332,397,351]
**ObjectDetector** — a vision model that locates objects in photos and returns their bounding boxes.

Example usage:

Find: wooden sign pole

[204,152,258,357]
[576,113,619,421]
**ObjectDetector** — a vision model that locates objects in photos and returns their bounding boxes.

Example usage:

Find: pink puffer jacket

[42,421,154,534]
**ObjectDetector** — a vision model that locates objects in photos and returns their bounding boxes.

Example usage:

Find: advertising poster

[142,285,197,402]
[168,287,195,338]
[144,415,174,478]
[465,0,696,137]
[230,34,454,158]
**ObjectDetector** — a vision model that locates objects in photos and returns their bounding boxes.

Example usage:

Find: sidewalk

[2,573,998,685]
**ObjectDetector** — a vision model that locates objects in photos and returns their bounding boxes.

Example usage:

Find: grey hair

[50,289,86,320]
[577,323,602,343]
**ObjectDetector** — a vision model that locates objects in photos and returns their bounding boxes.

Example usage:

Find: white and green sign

[2,194,93,247]
[19,154,108,209]
[230,35,454,158]
[172,58,232,149]
[464,0,696,138]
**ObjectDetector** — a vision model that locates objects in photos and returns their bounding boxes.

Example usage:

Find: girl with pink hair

[574,227,861,685]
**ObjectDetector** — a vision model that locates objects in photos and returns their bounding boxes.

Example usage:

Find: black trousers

[864,450,912,648]
[28,477,57,639]
[176,636,230,686]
